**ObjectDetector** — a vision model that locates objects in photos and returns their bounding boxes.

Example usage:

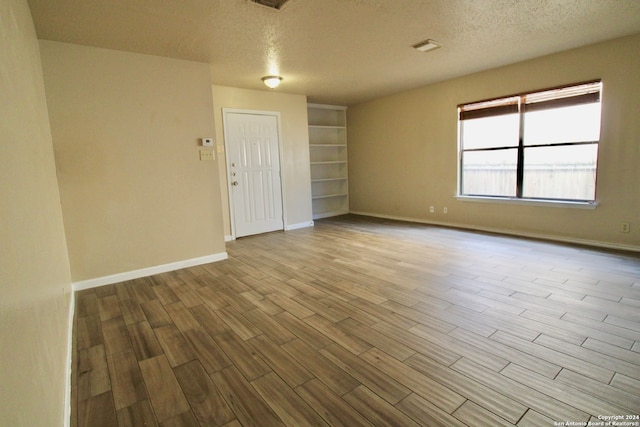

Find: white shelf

[307,104,347,127]
[311,177,347,182]
[312,193,348,200]
[308,125,346,130]
[312,210,347,220]
[308,104,348,219]
[311,161,347,165]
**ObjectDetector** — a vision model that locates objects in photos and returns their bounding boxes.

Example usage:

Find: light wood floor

[72,214,640,427]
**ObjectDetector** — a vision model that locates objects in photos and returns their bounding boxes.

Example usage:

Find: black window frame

[458,80,602,203]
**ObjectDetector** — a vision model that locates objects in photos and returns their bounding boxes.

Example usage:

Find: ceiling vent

[413,39,441,53]
[250,0,290,10]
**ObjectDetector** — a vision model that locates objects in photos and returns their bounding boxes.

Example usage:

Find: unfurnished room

[2,0,640,426]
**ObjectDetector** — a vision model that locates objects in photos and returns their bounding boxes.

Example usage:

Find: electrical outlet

[429,206,435,213]
[443,207,448,214]
[620,222,630,233]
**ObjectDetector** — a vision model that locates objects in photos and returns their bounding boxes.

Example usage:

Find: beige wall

[348,34,640,250]
[40,41,226,282]
[0,0,72,426]
[211,85,313,237]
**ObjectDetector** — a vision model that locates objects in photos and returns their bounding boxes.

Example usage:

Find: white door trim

[222,108,287,239]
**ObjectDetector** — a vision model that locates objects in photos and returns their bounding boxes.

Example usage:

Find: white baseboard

[225,222,313,241]
[349,210,640,253]
[286,221,314,231]
[72,252,228,291]
[64,288,75,427]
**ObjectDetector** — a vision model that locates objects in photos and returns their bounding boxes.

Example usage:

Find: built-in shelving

[308,103,348,219]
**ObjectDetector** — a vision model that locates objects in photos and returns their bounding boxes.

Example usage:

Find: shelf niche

[308,103,348,219]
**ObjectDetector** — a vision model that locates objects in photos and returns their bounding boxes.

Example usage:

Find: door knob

[232,181,239,186]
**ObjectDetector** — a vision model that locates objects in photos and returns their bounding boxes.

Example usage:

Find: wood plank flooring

[72,214,640,426]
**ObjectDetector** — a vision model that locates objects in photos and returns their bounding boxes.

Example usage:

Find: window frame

[457,80,602,206]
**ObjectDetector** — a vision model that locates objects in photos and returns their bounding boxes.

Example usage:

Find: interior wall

[211,85,313,237]
[0,0,72,426]
[39,41,226,282]
[348,33,640,250]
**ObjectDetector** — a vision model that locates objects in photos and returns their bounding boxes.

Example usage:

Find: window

[458,81,602,203]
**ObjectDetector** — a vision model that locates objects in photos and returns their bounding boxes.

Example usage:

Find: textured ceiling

[27,0,640,106]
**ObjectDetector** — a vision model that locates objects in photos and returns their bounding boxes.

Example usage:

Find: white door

[224,111,284,238]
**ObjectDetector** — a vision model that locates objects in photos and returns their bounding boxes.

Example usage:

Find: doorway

[223,109,284,238]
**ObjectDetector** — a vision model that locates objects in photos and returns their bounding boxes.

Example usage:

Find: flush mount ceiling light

[413,39,441,53]
[262,75,283,89]
[250,0,290,10]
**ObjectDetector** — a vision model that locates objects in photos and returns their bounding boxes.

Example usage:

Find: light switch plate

[199,149,214,161]
[201,138,214,147]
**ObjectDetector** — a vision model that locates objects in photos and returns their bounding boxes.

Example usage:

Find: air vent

[251,0,290,10]
[412,39,441,53]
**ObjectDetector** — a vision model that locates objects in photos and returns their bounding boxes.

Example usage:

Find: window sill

[456,195,598,210]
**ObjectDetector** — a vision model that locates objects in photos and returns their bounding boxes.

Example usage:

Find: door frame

[222,108,287,239]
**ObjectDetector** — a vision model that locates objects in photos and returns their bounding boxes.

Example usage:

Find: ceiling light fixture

[250,0,290,10]
[262,75,282,89]
[413,39,441,53]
